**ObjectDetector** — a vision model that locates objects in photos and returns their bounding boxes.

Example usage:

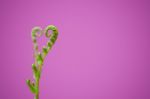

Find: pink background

[0,0,150,99]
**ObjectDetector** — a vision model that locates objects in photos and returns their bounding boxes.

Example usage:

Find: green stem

[35,76,40,99]
[35,93,39,99]
[27,25,58,99]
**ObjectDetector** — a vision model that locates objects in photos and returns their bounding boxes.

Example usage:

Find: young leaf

[36,53,43,65]
[26,80,37,94]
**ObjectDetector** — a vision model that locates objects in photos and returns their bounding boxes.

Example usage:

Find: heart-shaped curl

[31,25,58,66]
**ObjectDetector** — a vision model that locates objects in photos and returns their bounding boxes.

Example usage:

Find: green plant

[26,25,58,99]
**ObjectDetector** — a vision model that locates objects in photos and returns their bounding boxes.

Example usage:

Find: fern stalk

[26,25,58,99]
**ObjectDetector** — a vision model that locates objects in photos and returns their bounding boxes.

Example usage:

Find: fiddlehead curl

[26,25,58,99]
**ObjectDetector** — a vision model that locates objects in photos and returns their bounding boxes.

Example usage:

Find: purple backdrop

[0,0,150,99]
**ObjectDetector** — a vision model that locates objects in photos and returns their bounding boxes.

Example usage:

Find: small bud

[36,53,43,65]
[32,63,36,68]
[32,64,37,73]
[52,34,58,40]
[46,25,57,31]
[42,46,48,55]
[51,37,56,44]
[47,41,52,48]
[26,79,30,84]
